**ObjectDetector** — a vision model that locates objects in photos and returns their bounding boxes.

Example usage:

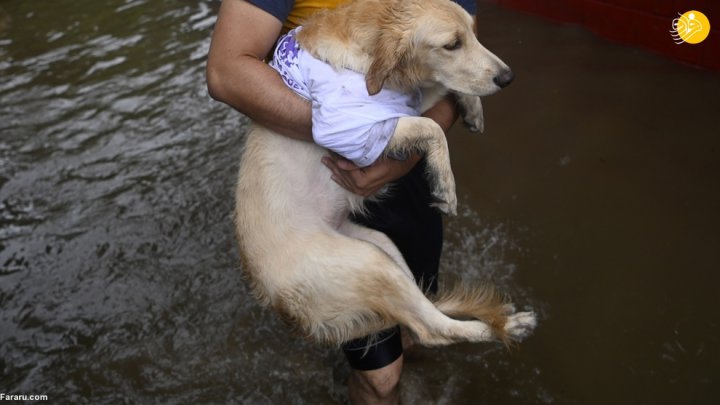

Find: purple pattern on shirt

[270,28,308,98]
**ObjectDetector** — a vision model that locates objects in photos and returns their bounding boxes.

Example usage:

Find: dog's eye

[443,40,462,51]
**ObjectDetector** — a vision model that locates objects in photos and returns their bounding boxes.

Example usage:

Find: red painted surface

[491,0,718,70]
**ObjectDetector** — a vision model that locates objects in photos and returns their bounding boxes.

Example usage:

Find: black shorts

[342,158,443,370]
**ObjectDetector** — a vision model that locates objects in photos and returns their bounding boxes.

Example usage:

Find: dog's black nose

[493,70,514,88]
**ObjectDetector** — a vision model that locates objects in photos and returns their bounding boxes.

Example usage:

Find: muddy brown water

[1,0,718,403]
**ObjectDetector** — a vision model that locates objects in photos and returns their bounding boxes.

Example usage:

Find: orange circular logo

[671,10,711,44]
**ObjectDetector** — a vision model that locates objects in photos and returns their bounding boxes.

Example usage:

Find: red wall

[491,0,720,70]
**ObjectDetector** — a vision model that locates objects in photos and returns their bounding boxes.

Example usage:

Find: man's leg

[348,355,403,404]
[343,327,404,404]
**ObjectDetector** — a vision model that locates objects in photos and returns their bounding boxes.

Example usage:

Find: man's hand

[321,152,422,197]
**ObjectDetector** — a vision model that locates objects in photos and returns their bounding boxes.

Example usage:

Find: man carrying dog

[207,0,476,402]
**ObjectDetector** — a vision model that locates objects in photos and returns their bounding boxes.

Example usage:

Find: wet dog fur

[234,0,536,347]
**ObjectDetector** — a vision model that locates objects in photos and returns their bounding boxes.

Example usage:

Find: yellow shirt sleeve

[283,0,351,33]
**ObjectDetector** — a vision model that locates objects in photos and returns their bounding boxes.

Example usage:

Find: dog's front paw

[430,189,457,216]
[457,94,484,134]
[504,311,537,341]
[463,112,484,134]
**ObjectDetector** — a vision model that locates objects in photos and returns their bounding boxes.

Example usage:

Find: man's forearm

[207,56,313,141]
[422,95,459,133]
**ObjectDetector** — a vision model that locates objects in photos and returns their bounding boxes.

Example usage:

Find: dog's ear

[365,8,412,95]
[366,33,404,95]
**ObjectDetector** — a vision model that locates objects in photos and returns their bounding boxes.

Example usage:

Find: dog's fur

[235,0,536,347]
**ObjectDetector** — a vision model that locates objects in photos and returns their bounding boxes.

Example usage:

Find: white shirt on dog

[270,28,421,168]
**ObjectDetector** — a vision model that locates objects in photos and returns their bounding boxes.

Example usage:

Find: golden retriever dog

[235,0,536,347]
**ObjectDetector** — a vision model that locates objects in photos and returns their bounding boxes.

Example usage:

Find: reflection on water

[1,0,718,403]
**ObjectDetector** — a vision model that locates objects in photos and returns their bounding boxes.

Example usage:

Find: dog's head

[366,0,512,96]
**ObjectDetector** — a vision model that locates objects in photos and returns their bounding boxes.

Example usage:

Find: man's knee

[349,355,403,402]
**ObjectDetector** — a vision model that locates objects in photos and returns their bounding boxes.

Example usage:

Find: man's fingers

[323,157,359,192]
[322,154,388,197]
[326,151,361,171]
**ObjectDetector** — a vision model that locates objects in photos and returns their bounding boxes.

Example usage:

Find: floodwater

[1,0,718,403]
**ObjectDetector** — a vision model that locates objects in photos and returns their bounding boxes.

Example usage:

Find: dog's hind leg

[385,117,457,215]
[378,273,504,346]
[366,267,535,347]
[296,234,535,345]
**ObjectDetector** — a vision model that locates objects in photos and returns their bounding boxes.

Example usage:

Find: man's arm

[206,0,458,195]
[206,0,312,140]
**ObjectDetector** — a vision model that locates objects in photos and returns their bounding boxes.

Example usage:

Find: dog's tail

[431,282,512,347]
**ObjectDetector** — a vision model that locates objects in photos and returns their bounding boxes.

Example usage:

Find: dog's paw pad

[504,311,537,341]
